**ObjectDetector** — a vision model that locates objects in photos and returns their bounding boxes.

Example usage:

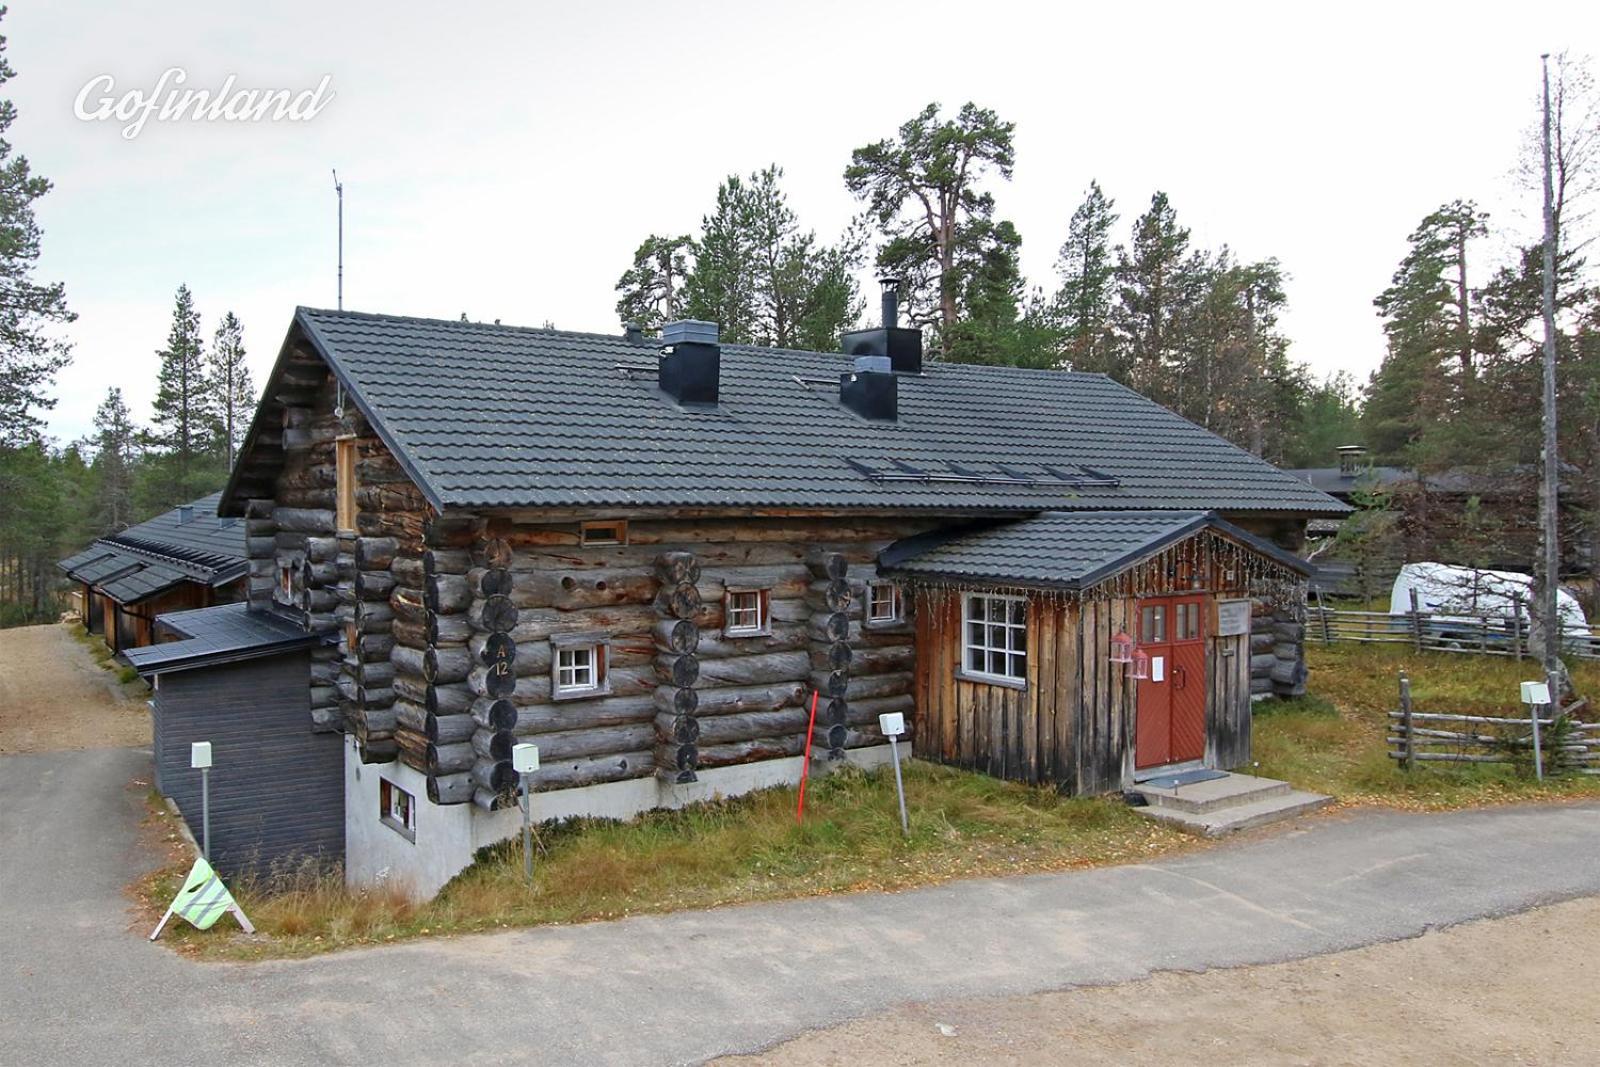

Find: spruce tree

[0,8,72,446]
[208,311,254,470]
[91,387,137,533]
[1113,192,1198,405]
[683,165,863,350]
[1054,181,1120,375]
[148,284,208,465]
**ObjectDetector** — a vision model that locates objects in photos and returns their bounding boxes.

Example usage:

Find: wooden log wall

[445,516,927,810]
[258,360,361,735]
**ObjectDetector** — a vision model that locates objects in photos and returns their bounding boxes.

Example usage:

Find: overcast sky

[9,1,1596,443]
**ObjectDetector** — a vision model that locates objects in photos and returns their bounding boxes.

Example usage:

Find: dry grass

[1253,644,1600,809]
[141,645,1600,962]
[145,760,1195,961]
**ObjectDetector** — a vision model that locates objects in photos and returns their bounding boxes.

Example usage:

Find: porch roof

[124,603,327,676]
[878,510,1312,591]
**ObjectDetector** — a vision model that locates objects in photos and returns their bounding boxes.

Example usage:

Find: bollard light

[1521,680,1551,782]
[512,743,539,884]
[879,713,910,836]
[190,741,213,861]
[512,743,540,774]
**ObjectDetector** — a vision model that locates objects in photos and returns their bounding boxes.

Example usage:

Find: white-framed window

[961,592,1028,686]
[580,519,627,546]
[866,581,903,625]
[380,779,416,841]
[550,631,611,699]
[725,588,770,636]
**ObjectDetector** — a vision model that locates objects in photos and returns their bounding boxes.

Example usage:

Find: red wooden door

[1135,600,1172,768]
[1135,596,1208,769]
[1169,597,1207,764]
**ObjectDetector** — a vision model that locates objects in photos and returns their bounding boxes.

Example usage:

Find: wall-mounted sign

[1214,598,1252,637]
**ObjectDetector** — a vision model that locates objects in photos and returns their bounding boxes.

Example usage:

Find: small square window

[580,520,628,546]
[725,588,769,636]
[866,581,902,625]
[380,779,416,841]
[550,633,611,699]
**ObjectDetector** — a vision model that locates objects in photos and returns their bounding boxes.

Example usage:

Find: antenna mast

[332,169,344,310]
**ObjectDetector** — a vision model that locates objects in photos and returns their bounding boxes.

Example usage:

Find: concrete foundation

[345,740,905,901]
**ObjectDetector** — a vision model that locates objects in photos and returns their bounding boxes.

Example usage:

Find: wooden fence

[1306,603,1600,661]
[1388,672,1600,774]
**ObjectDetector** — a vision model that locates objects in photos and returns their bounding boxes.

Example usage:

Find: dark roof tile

[257,308,1347,516]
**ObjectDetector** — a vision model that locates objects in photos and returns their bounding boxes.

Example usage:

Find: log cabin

[58,491,247,654]
[126,287,1346,896]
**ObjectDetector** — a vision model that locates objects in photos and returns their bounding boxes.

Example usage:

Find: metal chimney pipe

[879,276,900,330]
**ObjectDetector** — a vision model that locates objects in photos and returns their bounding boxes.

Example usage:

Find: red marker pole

[796,689,820,823]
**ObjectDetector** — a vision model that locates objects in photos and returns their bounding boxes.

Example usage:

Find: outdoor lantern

[1109,631,1134,664]
[1131,648,1151,680]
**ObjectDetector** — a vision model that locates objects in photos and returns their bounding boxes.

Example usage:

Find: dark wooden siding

[152,650,343,881]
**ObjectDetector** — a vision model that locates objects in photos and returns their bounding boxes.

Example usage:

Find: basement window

[866,581,903,626]
[960,593,1028,687]
[580,520,628,546]
[725,588,770,637]
[551,631,611,699]
[380,779,416,842]
[336,437,358,532]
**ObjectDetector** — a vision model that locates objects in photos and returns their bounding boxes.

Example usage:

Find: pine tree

[614,235,691,330]
[1053,181,1120,375]
[845,102,1016,355]
[208,311,254,470]
[0,8,72,446]
[1366,201,1488,465]
[90,387,137,533]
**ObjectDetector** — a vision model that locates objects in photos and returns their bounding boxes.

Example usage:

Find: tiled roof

[125,603,325,675]
[879,510,1312,590]
[58,492,247,603]
[228,307,1348,516]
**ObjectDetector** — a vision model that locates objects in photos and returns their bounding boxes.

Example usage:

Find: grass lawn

[139,760,1196,960]
[1254,644,1600,809]
[140,643,1600,961]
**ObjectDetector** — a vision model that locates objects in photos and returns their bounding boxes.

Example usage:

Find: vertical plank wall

[914,590,1257,794]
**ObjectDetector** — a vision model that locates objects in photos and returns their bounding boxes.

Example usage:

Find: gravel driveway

[0,623,148,754]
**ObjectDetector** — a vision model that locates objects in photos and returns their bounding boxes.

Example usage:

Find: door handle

[1173,666,1186,691]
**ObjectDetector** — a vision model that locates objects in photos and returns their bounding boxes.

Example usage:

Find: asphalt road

[3,747,1599,1066]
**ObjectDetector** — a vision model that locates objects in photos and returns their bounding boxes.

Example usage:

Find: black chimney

[658,319,720,406]
[623,322,645,345]
[841,277,921,374]
[840,355,897,421]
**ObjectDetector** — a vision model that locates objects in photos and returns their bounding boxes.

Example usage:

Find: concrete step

[1133,772,1291,814]
[1135,788,1333,838]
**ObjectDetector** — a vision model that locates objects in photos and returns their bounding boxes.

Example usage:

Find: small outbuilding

[125,603,343,881]
[58,492,247,654]
[881,511,1311,793]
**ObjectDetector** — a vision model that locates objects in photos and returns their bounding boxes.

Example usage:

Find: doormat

[1142,768,1227,790]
